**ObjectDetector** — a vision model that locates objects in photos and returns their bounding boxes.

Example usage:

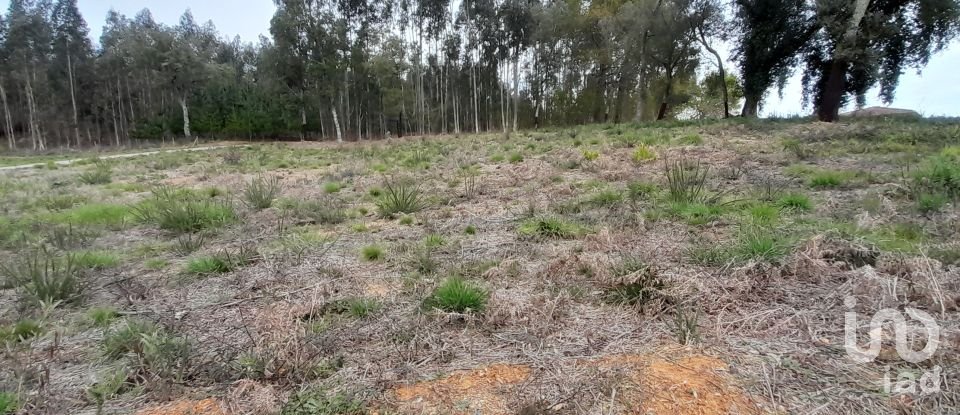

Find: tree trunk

[741,94,759,117]
[472,61,480,133]
[657,74,674,120]
[180,96,191,140]
[817,59,847,122]
[512,54,520,132]
[332,107,343,143]
[66,50,82,146]
[0,78,15,150]
[697,29,729,118]
[633,0,665,122]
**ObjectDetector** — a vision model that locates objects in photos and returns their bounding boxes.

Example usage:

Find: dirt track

[0,144,238,172]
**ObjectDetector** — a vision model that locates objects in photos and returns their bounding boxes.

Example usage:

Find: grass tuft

[518,216,582,239]
[133,187,236,234]
[423,277,487,313]
[243,175,282,210]
[376,179,424,217]
[360,245,385,261]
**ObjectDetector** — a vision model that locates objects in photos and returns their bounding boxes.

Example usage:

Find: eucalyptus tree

[50,0,91,146]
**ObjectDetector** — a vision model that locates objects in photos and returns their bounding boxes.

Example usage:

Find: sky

[3,0,958,117]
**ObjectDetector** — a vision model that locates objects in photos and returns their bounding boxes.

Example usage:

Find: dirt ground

[1,119,959,414]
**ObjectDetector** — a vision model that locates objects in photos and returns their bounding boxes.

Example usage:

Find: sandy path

[0,144,239,172]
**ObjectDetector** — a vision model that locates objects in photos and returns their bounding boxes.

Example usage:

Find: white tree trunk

[67,50,81,146]
[180,96,191,140]
[332,107,343,143]
[0,78,15,149]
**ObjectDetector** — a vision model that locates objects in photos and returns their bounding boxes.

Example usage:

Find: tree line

[0,0,957,150]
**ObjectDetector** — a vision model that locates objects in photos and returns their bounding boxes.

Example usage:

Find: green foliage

[916,192,948,214]
[518,217,582,239]
[243,175,283,210]
[665,159,710,204]
[2,250,84,306]
[281,387,365,415]
[687,244,734,266]
[464,225,477,235]
[88,307,120,328]
[52,203,129,228]
[738,227,791,262]
[605,259,665,306]
[586,189,624,207]
[71,251,120,270]
[748,204,779,224]
[675,133,703,146]
[0,319,43,343]
[399,215,415,225]
[361,245,385,261]
[631,145,657,163]
[186,246,257,276]
[777,193,813,212]
[77,165,113,185]
[0,392,18,414]
[133,187,236,234]
[508,152,524,163]
[913,154,960,198]
[809,171,845,188]
[174,233,206,256]
[344,298,381,318]
[87,366,134,413]
[376,179,424,217]
[582,149,600,161]
[423,277,488,313]
[673,306,700,345]
[289,198,346,225]
[423,233,446,248]
[102,319,191,380]
[323,182,343,193]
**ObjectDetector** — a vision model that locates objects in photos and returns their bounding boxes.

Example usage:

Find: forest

[0,0,957,150]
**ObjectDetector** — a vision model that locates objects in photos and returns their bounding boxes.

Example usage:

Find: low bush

[243,175,282,210]
[133,187,236,234]
[1,250,84,306]
[376,179,424,217]
[423,277,487,313]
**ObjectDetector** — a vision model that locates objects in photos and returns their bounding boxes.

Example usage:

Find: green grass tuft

[423,277,487,313]
[777,193,813,212]
[360,245,385,261]
[518,216,582,239]
[134,187,236,234]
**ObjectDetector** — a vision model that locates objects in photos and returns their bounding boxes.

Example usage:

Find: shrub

[281,387,365,415]
[0,392,18,414]
[631,145,657,163]
[71,251,120,270]
[0,319,43,343]
[913,155,960,198]
[376,179,424,217]
[102,319,191,380]
[323,182,342,193]
[360,245,385,261]
[244,175,282,210]
[77,165,112,185]
[2,250,83,306]
[518,216,582,239]
[423,277,487,313]
[809,171,844,188]
[665,159,710,204]
[102,319,156,359]
[606,259,664,306]
[917,192,948,214]
[777,193,812,212]
[133,187,236,234]
[508,152,524,163]
[88,307,120,328]
[43,223,96,250]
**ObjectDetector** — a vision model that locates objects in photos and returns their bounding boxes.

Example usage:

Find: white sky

[4,0,958,117]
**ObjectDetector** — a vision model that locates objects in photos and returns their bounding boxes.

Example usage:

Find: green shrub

[243,175,282,210]
[360,245,385,261]
[102,319,191,380]
[631,145,657,163]
[2,250,83,306]
[77,165,113,185]
[102,319,156,359]
[665,159,710,204]
[376,179,424,217]
[71,251,120,270]
[913,155,960,198]
[133,187,236,234]
[508,152,524,163]
[281,387,365,415]
[808,171,846,188]
[917,192,948,214]
[323,182,342,193]
[0,391,18,414]
[88,307,120,328]
[423,277,487,313]
[518,216,582,239]
[0,319,43,343]
[777,193,812,212]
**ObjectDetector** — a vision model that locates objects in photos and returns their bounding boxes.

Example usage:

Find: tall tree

[51,0,92,146]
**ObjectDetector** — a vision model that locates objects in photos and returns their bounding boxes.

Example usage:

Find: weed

[244,175,282,210]
[38,193,88,211]
[782,139,815,160]
[665,159,710,204]
[777,193,813,212]
[88,307,120,328]
[748,204,779,224]
[424,234,446,248]
[0,319,43,343]
[345,298,381,318]
[376,179,424,217]
[676,133,703,146]
[464,225,477,235]
[673,306,700,345]
[423,277,487,313]
[368,187,382,197]
[133,187,235,234]
[186,256,231,275]
[173,233,206,256]
[0,392,18,414]
[102,319,156,359]
[917,193,948,214]
[87,366,134,414]
[670,202,722,225]
[809,171,845,188]
[43,223,96,250]
[686,244,734,266]
[738,226,791,262]
[2,250,83,306]
[508,152,524,163]
[582,150,600,161]
[586,189,624,208]
[518,216,582,239]
[292,198,346,225]
[323,182,342,193]
[632,145,657,163]
[361,245,385,261]
[78,165,113,185]
[281,387,365,415]
[606,259,664,306]
[399,215,414,225]
[626,181,659,204]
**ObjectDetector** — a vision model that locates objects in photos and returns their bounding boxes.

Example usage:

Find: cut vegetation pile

[1,118,959,414]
